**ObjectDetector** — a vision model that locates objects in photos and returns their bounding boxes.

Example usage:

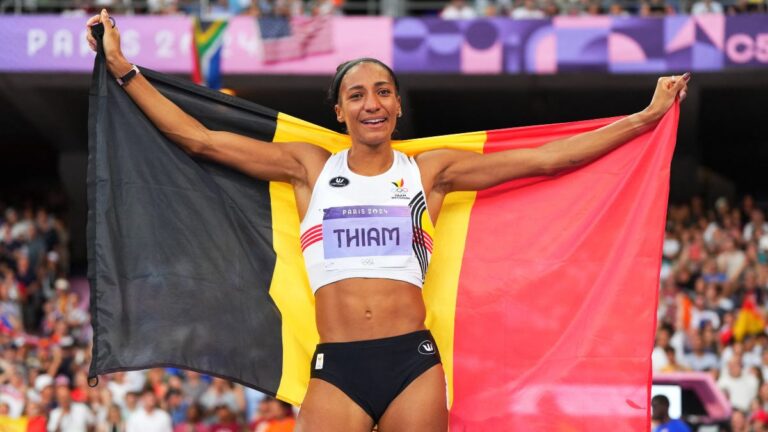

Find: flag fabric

[191,18,227,89]
[0,416,27,432]
[257,15,333,64]
[733,295,765,342]
[87,51,678,429]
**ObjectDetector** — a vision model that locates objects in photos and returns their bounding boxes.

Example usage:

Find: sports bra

[299,149,435,293]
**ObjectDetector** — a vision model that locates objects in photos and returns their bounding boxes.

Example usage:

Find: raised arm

[419,74,689,194]
[85,10,329,187]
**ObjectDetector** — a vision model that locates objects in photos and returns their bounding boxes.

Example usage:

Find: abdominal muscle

[314,277,427,343]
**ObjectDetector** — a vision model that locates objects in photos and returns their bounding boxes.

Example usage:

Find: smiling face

[334,62,401,148]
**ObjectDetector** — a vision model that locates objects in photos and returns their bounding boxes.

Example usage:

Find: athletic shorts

[309,329,442,423]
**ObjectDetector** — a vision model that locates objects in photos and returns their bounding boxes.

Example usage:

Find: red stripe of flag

[449,107,678,430]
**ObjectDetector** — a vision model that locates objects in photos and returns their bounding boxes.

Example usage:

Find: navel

[364,309,373,320]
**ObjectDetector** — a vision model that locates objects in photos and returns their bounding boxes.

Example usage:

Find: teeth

[363,118,385,124]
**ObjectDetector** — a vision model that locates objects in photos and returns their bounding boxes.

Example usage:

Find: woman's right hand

[85,9,129,75]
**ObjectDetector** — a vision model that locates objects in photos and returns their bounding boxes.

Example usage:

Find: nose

[363,93,382,112]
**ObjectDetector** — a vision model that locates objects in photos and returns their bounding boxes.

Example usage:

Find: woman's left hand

[644,73,690,121]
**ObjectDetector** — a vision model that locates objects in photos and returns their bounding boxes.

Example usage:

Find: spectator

[684,331,719,371]
[97,404,125,432]
[732,409,749,432]
[440,0,478,19]
[251,397,295,432]
[126,389,172,432]
[660,346,690,372]
[719,358,760,412]
[47,376,95,432]
[199,379,240,419]
[651,394,691,431]
[640,0,675,16]
[607,3,629,15]
[653,325,674,371]
[540,0,560,16]
[173,404,208,432]
[26,401,47,432]
[691,0,724,14]
[209,405,240,432]
[181,372,207,406]
[744,210,768,243]
[511,0,545,18]
[166,389,188,426]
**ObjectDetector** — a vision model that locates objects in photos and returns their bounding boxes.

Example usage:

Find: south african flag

[192,18,227,89]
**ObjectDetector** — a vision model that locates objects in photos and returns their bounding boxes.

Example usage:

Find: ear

[334,103,344,123]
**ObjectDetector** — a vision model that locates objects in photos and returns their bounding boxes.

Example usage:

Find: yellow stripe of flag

[269,113,486,405]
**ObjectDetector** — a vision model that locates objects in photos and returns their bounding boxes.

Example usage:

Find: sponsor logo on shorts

[315,353,324,370]
[329,176,350,187]
[418,340,436,355]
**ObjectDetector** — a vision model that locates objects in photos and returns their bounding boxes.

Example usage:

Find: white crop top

[300,149,435,293]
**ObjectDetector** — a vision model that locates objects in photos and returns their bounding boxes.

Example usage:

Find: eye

[378,89,392,96]
[348,93,362,100]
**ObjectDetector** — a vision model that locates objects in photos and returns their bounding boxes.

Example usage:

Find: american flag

[257,15,333,64]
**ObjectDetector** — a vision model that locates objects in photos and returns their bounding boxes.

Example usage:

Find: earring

[397,111,403,118]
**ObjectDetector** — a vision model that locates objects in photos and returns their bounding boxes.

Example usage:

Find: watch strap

[116,64,140,87]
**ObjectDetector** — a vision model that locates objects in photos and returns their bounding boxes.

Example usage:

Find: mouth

[360,117,388,128]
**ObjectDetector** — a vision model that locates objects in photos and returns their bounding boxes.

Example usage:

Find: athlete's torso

[300,149,435,293]
[299,149,436,342]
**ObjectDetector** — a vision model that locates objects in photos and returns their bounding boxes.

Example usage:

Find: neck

[347,144,393,176]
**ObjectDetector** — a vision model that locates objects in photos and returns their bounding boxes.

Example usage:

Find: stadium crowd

[439,0,767,19]
[0,201,294,431]
[653,195,768,431]
[8,0,767,19]
[3,193,768,431]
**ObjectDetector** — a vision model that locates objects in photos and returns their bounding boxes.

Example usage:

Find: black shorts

[309,329,442,423]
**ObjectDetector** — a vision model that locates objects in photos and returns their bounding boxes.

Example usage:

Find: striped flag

[733,295,765,342]
[257,15,333,64]
[192,18,227,89]
[88,57,677,430]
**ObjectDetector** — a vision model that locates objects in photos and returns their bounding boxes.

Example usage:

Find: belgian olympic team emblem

[329,176,350,187]
[390,178,409,199]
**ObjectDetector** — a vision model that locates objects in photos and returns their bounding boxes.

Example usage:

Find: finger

[672,74,688,92]
[680,91,687,102]
[86,14,100,27]
[100,9,113,34]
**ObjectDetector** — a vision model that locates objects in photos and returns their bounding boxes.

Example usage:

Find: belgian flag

[87,42,679,429]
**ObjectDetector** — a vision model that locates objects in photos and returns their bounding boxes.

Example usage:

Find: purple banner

[0,16,193,72]
[724,14,768,67]
[393,15,768,74]
[0,16,390,73]
[1,15,765,73]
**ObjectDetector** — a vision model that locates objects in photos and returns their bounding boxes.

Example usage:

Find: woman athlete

[87,10,688,432]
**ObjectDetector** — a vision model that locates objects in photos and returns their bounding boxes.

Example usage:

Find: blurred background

[0,1,767,431]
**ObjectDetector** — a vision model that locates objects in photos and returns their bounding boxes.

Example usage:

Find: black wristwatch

[116,64,140,87]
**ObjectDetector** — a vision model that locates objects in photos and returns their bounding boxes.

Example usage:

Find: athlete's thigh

[295,378,374,432]
[377,364,448,432]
